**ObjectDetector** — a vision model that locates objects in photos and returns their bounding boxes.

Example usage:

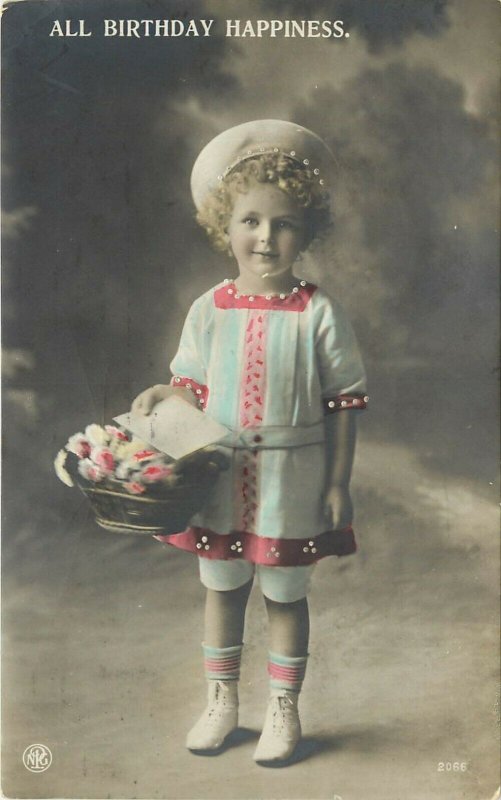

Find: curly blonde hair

[196,152,332,254]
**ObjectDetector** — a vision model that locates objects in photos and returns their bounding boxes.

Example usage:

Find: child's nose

[258,222,273,242]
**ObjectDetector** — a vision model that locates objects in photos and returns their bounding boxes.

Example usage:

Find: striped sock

[268,651,308,693]
[203,643,243,681]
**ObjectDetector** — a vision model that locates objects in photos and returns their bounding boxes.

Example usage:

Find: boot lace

[270,693,297,736]
[206,680,234,722]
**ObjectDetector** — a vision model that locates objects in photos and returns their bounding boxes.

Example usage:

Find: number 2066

[437,762,468,772]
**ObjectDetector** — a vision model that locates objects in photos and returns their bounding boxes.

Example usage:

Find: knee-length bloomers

[155,280,367,567]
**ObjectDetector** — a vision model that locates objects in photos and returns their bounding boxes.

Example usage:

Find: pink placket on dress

[235,310,268,534]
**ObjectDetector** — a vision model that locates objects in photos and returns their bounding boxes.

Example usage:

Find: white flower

[78,458,105,482]
[112,438,150,462]
[84,424,110,447]
[54,449,74,487]
[115,459,137,480]
[66,432,91,458]
[105,425,129,441]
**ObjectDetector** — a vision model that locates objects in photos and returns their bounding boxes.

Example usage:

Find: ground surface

[2,428,499,800]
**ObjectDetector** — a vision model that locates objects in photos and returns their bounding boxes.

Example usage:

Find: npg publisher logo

[22,743,52,772]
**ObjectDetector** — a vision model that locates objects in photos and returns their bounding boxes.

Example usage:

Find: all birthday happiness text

[49,18,350,39]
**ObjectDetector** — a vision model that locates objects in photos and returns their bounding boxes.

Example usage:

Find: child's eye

[243,217,258,226]
[277,220,295,230]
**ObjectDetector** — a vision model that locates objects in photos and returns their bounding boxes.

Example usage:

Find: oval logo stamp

[22,743,52,772]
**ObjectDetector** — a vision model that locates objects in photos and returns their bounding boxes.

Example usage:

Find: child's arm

[131,384,198,415]
[324,410,357,530]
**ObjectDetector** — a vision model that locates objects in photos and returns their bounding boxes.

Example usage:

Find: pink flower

[90,447,115,474]
[105,425,129,441]
[66,433,91,459]
[140,464,173,483]
[124,481,146,495]
[133,449,158,462]
[78,458,105,483]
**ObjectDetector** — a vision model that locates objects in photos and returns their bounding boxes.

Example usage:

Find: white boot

[186,679,239,752]
[253,689,301,763]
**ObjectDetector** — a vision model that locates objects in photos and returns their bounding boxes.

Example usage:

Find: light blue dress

[157,279,367,566]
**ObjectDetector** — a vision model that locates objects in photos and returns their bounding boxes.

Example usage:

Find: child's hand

[131,384,172,415]
[131,384,197,415]
[324,485,353,530]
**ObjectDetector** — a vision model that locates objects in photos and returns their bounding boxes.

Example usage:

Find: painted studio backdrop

[2,1,499,798]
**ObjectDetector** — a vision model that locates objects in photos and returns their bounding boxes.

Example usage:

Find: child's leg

[204,580,253,647]
[253,566,313,763]
[186,560,253,753]
[263,595,309,657]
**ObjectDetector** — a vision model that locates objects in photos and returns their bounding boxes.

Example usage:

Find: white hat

[190,119,335,210]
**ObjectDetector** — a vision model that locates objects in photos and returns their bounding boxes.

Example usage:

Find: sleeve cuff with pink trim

[171,375,209,410]
[323,393,369,414]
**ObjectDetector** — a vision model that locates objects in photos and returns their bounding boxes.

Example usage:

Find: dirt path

[2,440,499,799]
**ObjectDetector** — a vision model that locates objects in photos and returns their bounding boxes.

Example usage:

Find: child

[131,120,368,764]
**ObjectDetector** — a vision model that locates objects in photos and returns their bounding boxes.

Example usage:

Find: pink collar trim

[214,281,316,311]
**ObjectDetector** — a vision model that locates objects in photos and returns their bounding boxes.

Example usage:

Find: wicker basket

[69,449,227,535]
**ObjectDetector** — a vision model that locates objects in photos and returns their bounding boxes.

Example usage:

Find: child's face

[227,182,306,284]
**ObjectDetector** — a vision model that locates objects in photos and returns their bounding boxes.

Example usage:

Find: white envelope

[113,395,230,459]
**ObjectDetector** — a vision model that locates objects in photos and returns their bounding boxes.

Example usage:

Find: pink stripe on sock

[268,664,306,681]
[268,664,304,673]
[268,664,306,675]
[204,656,241,663]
